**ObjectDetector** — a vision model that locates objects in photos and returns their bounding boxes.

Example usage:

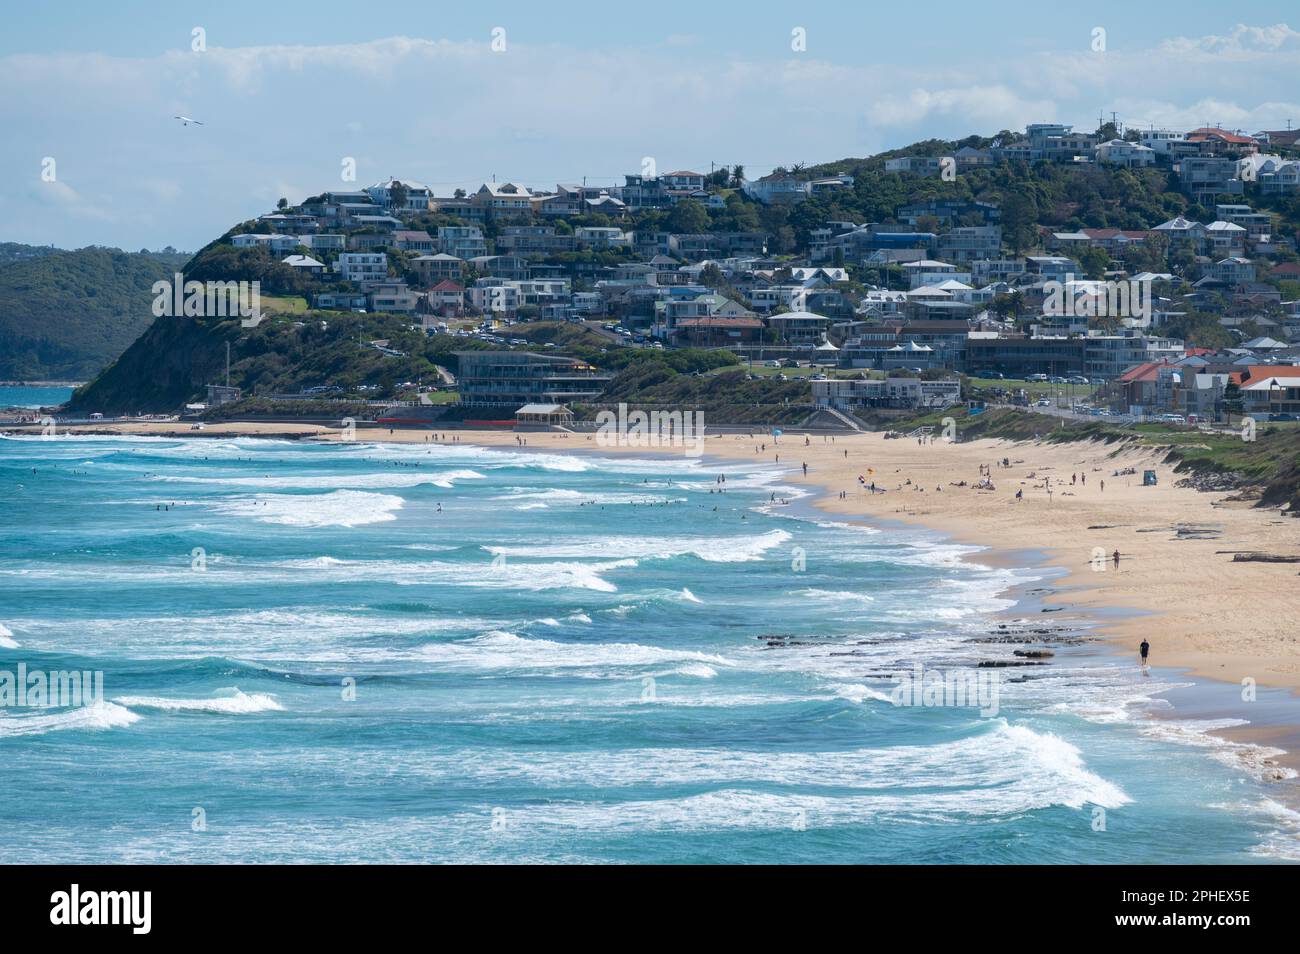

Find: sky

[3,0,1300,251]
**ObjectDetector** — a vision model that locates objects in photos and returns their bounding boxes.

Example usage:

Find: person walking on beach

[1139,638,1150,664]
[1112,549,1120,570]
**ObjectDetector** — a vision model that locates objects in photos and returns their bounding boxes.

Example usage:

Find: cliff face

[64,315,238,414]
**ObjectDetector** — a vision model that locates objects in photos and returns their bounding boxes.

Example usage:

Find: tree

[992,290,1025,322]
[276,197,288,210]
[1000,193,1038,253]
[1078,246,1110,279]
[389,180,409,211]
[667,199,710,234]
[730,165,746,188]
[1222,380,1243,425]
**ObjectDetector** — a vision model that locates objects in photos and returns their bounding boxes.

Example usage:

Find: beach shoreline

[10,418,1300,779]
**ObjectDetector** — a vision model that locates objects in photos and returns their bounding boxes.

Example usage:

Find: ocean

[1,433,1296,863]
[0,385,76,410]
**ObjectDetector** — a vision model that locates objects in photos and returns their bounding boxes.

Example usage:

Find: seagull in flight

[174,115,204,126]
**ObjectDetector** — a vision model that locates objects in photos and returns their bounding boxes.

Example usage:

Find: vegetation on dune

[891,406,1300,513]
[577,351,812,425]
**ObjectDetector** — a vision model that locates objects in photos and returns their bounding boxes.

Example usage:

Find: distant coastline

[0,380,84,388]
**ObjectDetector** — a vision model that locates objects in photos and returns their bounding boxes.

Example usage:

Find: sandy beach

[19,419,1300,697]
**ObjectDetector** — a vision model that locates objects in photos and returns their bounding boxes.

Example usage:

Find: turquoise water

[0,385,75,409]
[1,434,1296,863]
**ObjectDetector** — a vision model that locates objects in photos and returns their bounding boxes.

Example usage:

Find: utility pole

[225,341,230,388]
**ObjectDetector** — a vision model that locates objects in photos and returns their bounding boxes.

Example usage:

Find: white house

[282,254,326,275]
[336,252,388,284]
[1096,139,1156,167]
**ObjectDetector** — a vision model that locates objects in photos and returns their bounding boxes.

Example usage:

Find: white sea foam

[675,663,719,678]
[679,588,703,604]
[418,630,732,672]
[493,488,685,506]
[832,683,894,704]
[484,528,791,563]
[798,588,875,604]
[1140,718,1298,781]
[1238,799,1300,860]
[153,469,485,490]
[0,623,17,649]
[211,490,403,527]
[432,721,1128,825]
[115,688,284,714]
[0,702,139,737]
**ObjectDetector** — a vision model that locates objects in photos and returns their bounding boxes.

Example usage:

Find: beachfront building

[455,351,612,407]
[514,403,576,427]
[811,376,961,411]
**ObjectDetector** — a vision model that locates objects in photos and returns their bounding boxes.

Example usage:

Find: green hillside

[0,245,189,380]
[63,130,1300,414]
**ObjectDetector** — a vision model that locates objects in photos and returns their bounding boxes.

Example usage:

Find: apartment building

[335,252,388,284]
[454,351,612,406]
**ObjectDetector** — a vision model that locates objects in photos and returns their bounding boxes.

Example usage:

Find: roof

[429,280,464,292]
[1154,216,1202,231]
[1187,127,1258,145]
[477,182,533,198]
[769,310,830,321]
[1116,361,1166,383]
[369,177,431,191]
[1082,228,1148,240]
[516,403,571,415]
[1229,365,1300,387]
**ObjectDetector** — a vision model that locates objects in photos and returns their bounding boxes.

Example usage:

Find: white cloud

[866,85,1057,130]
[1160,23,1300,57]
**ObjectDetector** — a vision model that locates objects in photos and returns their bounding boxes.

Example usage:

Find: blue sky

[4,0,1300,250]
